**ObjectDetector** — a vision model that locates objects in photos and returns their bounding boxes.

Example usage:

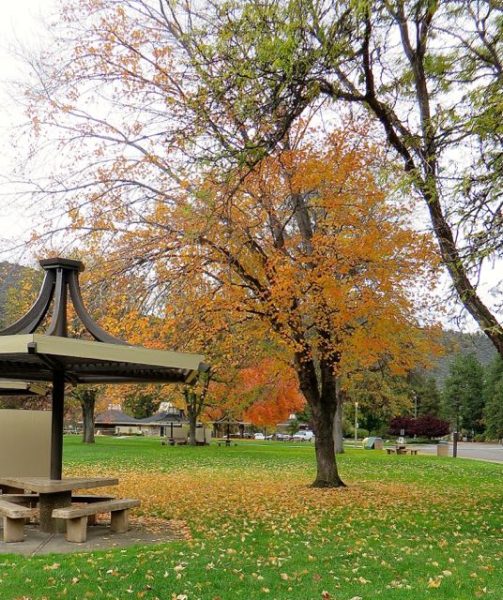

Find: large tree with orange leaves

[52,126,439,487]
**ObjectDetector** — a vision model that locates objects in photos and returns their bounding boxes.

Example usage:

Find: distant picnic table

[386,447,418,456]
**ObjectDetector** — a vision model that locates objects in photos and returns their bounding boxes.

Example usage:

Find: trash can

[373,437,384,450]
[437,441,449,457]
[363,437,384,450]
[364,437,376,449]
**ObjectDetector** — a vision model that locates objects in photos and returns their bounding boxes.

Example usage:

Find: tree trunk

[311,398,345,487]
[296,355,345,487]
[188,409,197,446]
[81,396,95,444]
[185,390,197,446]
[333,389,344,454]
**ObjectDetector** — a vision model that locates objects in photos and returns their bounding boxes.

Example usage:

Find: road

[415,441,503,463]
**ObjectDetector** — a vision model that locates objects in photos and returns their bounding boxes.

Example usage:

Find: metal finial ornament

[0,258,126,344]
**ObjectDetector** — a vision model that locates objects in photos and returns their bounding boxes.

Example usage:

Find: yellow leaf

[428,577,442,588]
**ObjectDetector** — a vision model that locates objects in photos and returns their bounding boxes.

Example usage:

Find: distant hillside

[428,329,497,386]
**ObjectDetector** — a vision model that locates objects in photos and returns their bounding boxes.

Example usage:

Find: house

[94,407,143,435]
[94,403,211,443]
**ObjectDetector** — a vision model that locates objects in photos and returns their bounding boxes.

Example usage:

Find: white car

[291,430,314,441]
[254,432,265,440]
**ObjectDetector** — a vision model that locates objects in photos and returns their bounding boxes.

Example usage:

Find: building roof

[95,409,141,425]
[0,379,48,396]
[0,258,206,386]
[140,410,186,424]
[0,333,204,385]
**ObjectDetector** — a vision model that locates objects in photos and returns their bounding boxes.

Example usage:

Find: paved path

[0,521,185,556]
[414,442,503,462]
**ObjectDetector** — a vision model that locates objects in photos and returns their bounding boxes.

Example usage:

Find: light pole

[354,402,359,447]
[453,400,460,458]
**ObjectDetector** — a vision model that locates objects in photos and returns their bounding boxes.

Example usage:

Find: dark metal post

[51,370,65,479]
[453,400,460,458]
[452,409,460,458]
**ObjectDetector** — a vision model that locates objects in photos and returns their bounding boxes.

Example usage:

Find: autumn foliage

[23,0,442,485]
[238,360,305,428]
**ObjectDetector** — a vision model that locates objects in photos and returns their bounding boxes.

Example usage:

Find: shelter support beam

[51,370,65,480]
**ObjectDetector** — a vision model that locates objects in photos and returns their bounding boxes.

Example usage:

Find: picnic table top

[0,476,118,494]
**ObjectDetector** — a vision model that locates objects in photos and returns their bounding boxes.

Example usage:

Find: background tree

[88,261,270,446]
[183,370,211,446]
[389,415,449,439]
[70,385,101,444]
[408,370,442,418]
[240,360,305,430]
[122,387,162,420]
[0,263,41,328]
[345,369,413,436]
[442,353,485,436]
[483,355,503,441]
[0,392,49,412]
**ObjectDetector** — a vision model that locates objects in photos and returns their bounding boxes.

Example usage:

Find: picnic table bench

[52,498,140,543]
[0,499,37,542]
[386,447,418,455]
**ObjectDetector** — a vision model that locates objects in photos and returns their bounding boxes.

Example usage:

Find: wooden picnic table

[385,447,419,456]
[0,476,118,533]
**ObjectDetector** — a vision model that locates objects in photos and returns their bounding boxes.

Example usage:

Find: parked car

[254,432,265,440]
[275,433,290,441]
[291,430,315,441]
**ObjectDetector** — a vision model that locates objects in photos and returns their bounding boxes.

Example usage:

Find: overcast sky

[0,1,500,332]
[0,1,56,261]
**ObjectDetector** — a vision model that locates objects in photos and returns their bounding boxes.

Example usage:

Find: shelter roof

[95,409,140,425]
[0,334,203,385]
[212,415,247,425]
[0,379,48,396]
[0,256,209,479]
[140,411,186,424]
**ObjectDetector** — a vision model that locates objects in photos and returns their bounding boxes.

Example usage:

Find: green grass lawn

[1,437,501,599]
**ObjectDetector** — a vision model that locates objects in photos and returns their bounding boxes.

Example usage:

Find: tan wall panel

[0,410,51,477]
